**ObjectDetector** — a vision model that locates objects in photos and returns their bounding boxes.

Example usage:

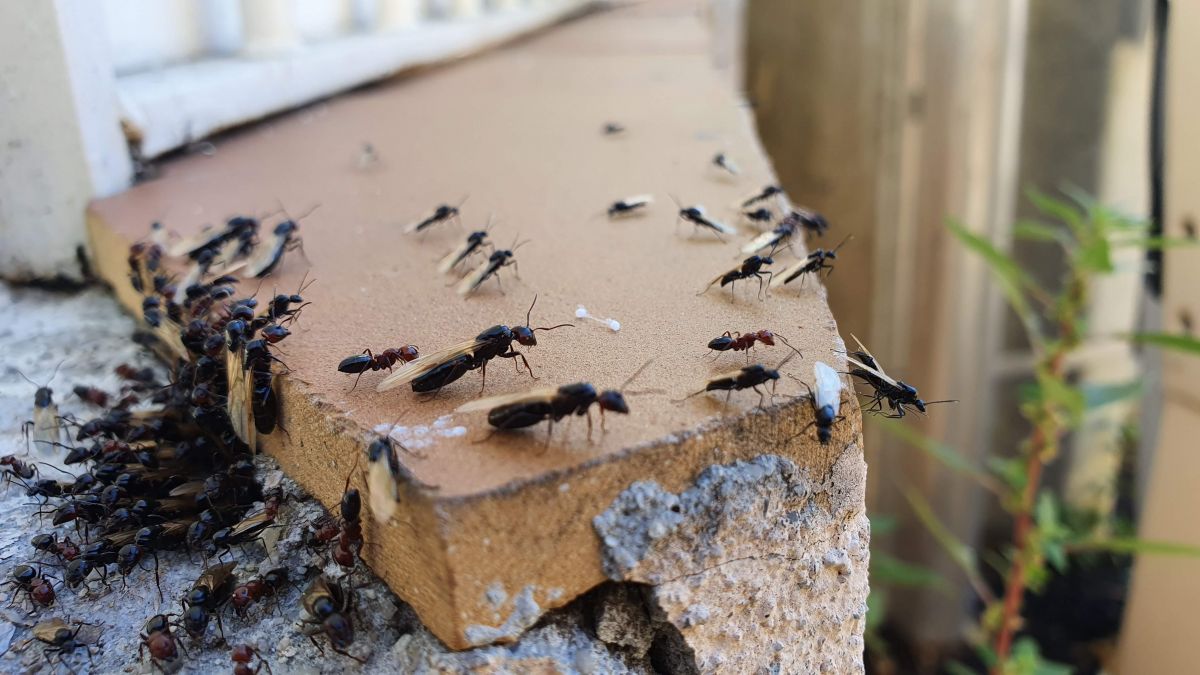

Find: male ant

[699,254,777,301]
[30,618,94,670]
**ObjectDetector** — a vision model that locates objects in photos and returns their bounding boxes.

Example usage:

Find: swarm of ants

[1,217,377,672]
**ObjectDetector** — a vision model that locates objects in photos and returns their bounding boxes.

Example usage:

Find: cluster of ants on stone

[2,214,372,672]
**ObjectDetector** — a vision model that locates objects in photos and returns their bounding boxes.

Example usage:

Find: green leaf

[871,552,947,589]
[1077,234,1114,273]
[1013,220,1068,244]
[870,515,898,535]
[1069,537,1200,557]
[1081,380,1142,409]
[1008,637,1074,675]
[872,417,1003,494]
[1044,541,1068,574]
[988,455,1028,494]
[1027,188,1084,238]
[1127,332,1200,356]
[947,218,1042,342]
[903,486,993,605]
[1036,371,1085,426]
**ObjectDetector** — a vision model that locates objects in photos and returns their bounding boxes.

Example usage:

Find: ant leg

[350,350,374,391]
[477,362,488,396]
[724,389,732,406]
[586,411,594,442]
[544,420,554,450]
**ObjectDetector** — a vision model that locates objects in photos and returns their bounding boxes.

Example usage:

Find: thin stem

[991,338,1069,670]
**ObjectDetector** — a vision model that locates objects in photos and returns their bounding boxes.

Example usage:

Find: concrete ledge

[88,0,867,662]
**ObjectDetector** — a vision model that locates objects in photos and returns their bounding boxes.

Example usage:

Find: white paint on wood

[241,0,300,56]
[378,0,422,30]
[0,0,132,280]
[119,2,588,157]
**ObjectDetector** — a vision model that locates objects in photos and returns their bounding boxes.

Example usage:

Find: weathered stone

[593,584,655,656]
[594,451,870,673]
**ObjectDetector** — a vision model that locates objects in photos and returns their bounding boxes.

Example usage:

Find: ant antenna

[524,294,573,333]
[16,361,65,389]
[774,333,804,359]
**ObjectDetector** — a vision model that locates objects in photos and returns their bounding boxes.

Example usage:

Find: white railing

[104,0,589,161]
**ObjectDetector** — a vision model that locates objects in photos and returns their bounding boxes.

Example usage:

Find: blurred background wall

[742,0,1155,668]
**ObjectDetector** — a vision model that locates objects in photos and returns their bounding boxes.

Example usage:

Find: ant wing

[33,618,69,643]
[845,354,901,390]
[168,223,233,257]
[438,238,474,275]
[197,562,238,591]
[106,528,140,548]
[208,238,250,276]
[241,232,287,279]
[704,216,738,236]
[770,259,808,288]
[456,260,492,297]
[455,387,560,413]
[150,316,188,361]
[402,207,439,234]
[168,480,205,498]
[742,229,783,255]
[229,511,274,538]
[849,334,896,381]
[623,194,654,207]
[813,361,844,417]
[376,337,486,392]
[172,259,208,306]
[226,344,257,448]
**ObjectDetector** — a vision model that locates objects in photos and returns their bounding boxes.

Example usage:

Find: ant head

[513,325,537,347]
[762,255,774,265]
[757,330,776,346]
[597,390,631,415]
[519,294,574,345]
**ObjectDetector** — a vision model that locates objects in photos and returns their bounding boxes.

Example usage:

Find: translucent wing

[172,260,207,305]
[813,361,844,417]
[849,334,897,382]
[403,208,439,234]
[153,317,189,360]
[771,259,808,288]
[33,618,69,643]
[168,223,230,257]
[705,217,737,236]
[226,344,256,448]
[438,239,473,275]
[845,353,901,390]
[376,336,485,391]
[241,234,286,279]
[456,260,491,296]
[455,387,559,413]
[622,194,654,207]
[742,229,785,255]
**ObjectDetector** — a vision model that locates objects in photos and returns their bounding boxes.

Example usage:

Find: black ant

[300,575,363,663]
[29,618,94,671]
[376,295,572,395]
[456,236,529,298]
[671,195,736,240]
[774,236,851,289]
[699,254,777,301]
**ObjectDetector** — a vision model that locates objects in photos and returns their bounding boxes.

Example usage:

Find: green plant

[878,189,1200,674]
